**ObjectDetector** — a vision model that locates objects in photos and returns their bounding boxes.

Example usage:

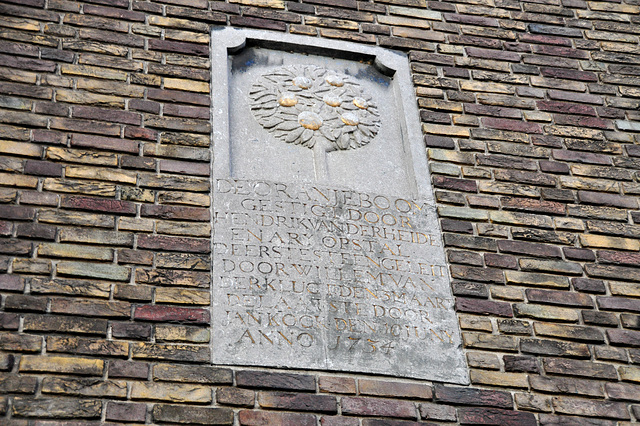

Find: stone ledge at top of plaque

[210,28,469,385]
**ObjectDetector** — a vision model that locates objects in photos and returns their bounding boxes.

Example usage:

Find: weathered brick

[24,313,107,335]
[435,385,512,408]
[359,379,432,400]
[131,342,210,362]
[598,296,640,312]
[341,396,416,419]
[48,335,128,357]
[131,382,211,403]
[526,289,593,307]
[42,376,127,398]
[543,358,617,379]
[458,407,536,425]
[137,234,210,253]
[456,298,513,317]
[154,364,231,384]
[155,324,209,343]
[552,396,629,419]
[108,360,149,379]
[106,401,147,422]
[0,332,42,352]
[217,387,255,407]
[534,322,604,343]
[0,374,37,394]
[258,391,337,413]
[19,355,103,375]
[134,305,209,324]
[530,375,604,397]
[12,397,102,419]
[514,303,580,322]
[153,404,233,424]
[111,321,152,340]
[238,410,316,426]
[607,329,640,347]
[236,370,315,391]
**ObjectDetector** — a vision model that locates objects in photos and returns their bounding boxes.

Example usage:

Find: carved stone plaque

[211,28,468,383]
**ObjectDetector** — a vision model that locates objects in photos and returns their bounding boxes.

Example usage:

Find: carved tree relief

[249,65,381,181]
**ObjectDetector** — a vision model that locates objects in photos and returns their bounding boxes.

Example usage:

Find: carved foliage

[249,65,381,152]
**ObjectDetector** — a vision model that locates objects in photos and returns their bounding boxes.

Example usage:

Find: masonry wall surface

[0,0,639,424]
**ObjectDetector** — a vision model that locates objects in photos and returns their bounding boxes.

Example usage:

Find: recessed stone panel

[211,28,468,383]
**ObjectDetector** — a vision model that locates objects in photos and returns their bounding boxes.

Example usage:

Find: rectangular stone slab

[211,28,468,384]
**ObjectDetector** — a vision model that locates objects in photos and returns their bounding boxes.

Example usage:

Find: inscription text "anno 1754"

[211,178,463,377]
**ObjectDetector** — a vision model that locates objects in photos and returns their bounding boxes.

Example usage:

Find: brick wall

[0,0,639,424]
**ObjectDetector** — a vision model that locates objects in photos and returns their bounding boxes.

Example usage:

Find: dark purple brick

[456,298,513,317]
[236,371,315,391]
[435,385,512,408]
[134,305,210,324]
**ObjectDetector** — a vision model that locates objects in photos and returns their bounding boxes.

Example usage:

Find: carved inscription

[212,178,464,378]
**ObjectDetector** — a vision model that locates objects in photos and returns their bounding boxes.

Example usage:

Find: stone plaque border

[210,28,469,385]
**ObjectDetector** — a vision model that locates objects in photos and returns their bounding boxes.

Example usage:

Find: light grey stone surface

[211,28,468,384]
